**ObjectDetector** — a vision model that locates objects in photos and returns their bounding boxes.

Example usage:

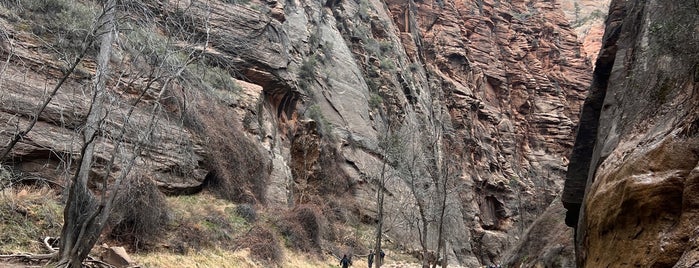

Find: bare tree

[56,1,118,266]
[373,131,389,268]
[0,0,215,265]
[56,1,205,266]
[372,119,407,267]
[401,123,432,268]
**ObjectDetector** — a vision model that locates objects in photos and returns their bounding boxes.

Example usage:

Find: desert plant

[369,93,383,109]
[305,104,333,138]
[239,225,283,264]
[191,93,270,204]
[108,176,170,251]
[380,58,396,71]
[275,205,322,252]
[299,55,318,83]
[235,203,257,223]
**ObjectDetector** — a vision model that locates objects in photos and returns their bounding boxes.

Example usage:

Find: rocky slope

[0,0,592,266]
[563,0,699,266]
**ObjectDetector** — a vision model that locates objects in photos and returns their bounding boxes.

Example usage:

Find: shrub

[205,66,241,93]
[18,0,98,55]
[368,93,383,109]
[108,176,170,251]
[293,205,321,248]
[197,104,271,204]
[380,58,396,71]
[124,26,171,65]
[235,203,257,223]
[299,55,318,84]
[275,205,322,252]
[277,218,310,251]
[239,225,283,264]
[0,164,15,189]
[379,40,393,55]
[165,194,251,253]
[317,144,354,196]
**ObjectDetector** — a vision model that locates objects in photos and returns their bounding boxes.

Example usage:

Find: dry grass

[133,246,340,268]
[163,192,249,253]
[0,186,63,254]
[134,247,258,268]
[0,187,399,267]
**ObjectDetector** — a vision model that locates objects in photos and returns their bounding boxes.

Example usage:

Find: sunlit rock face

[563,0,699,266]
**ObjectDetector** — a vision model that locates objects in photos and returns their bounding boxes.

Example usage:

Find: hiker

[379,250,385,264]
[340,254,351,268]
[367,250,374,268]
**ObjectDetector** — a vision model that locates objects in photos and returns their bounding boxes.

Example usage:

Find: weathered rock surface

[558,0,610,64]
[503,197,575,268]
[0,0,594,265]
[563,0,699,266]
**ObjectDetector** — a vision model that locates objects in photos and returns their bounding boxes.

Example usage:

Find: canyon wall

[0,0,592,265]
[563,0,699,266]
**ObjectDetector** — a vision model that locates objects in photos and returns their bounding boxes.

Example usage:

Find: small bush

[317,144,355,196]
[0,164,16,189]
[275,205,322,252]
[306,104,332,138]
[239,225,283,264]
[379,40,393,55]
[125,26,171,65]
[368,93,383,109]
[235,203,257,223]
[166,194,250,253]
[278,219,310,251]
[109,176,170,251]
[19,0,98,55]
[380,58,396,71]
[299,55,318,84]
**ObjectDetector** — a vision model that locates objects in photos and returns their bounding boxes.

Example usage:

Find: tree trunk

[374,128,393,268]
[374,160,385,268]
[56,1,117,266]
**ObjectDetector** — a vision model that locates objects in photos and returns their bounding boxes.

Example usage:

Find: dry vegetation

[0,188,353,267]
[0,186,62,254]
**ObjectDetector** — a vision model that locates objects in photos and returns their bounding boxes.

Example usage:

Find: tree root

[44,236,59,253]
[0,252,57,261]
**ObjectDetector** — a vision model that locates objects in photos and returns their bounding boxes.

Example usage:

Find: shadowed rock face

[1,0,593,265]
[563,0,699,266]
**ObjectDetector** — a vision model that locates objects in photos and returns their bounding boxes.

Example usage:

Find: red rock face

[558,0,610,64]
[381,0,592,263]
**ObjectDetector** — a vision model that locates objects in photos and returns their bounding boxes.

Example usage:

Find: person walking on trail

[340,254,351,268]
[367,250,374,268]
[379,250,385,265]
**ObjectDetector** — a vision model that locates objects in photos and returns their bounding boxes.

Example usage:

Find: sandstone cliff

[563,0,699,266]
[0,0,591,265]
[558,0,609,65]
